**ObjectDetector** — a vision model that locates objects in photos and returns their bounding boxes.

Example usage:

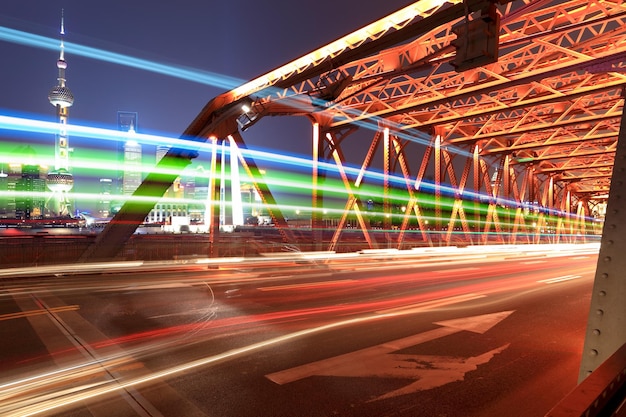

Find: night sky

[0,0,411,211]
[1,1,410,145]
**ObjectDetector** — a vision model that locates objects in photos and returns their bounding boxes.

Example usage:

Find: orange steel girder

[444,148,474,244]
[323,129,376,252]
[314,0,626,208]
[392,136,430,247]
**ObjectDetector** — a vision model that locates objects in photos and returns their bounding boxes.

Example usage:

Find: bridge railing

[545,342,626,417]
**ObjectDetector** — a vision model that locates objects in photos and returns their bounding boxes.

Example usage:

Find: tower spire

[49,9,73,111]
[46,9,75,217]
[59,9,65,61]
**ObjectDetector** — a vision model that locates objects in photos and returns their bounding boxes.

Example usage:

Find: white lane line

[521,260,548,265]
[537,275,582,284]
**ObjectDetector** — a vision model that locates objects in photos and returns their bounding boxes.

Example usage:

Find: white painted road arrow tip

[433,310,516,334]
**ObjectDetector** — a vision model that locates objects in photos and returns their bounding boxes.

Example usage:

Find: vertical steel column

[528,167,535,207]
[473,144,480,236]
[445,153,472,244]
[393,137,429,247]
[545,175,557,243]
[485,157,504,244]
[503,155,512,242]
[479,158,493,245]
[221,140,233,226]
[548,176,554,214]
[562,187,572,243]
[576,199,589,242]
[579,102,626,382]
[534,177,548,244]
[554,186,567,244]
[512,168,530,245]
[208,136,221,258]
[574,200,584,241]
[311,122,324,251]
[383,126,392,234]
[435,135,442,238]
[527,168,541,243]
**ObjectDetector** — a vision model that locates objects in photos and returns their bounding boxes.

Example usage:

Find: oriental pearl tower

[47,10,75,217]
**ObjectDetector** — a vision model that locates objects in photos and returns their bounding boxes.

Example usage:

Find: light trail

[0,10,475,159]
[257,279,356,292]
[0,18,603,233]
[0,28,595,223]
[537,275,583,284]
[0,305,79,321]
[0,243,600,415]
[0,114,599,228]
[0,115,436,191]
[0,291,493,417]
[0,26,241,91]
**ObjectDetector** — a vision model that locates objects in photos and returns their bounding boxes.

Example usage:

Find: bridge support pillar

[311,122,324,251]
[207,136,221,258]
[579,99,626,381]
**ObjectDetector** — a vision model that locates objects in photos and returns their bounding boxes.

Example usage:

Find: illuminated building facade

[118,112,142,196]
[0,163,15,219]
[122,139,142,195]
[16,164,47,220]
[146,145,188,225]
[0,147,47,221]
[96,178,113,217]
[46,11,74,218]
[108,111,141,215]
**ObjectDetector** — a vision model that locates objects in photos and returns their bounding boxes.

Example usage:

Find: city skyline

[0,1,410,215]
[0,1,409,150]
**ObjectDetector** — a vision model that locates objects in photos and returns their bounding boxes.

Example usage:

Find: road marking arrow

[537,275,582,284]
[266,310,514,399]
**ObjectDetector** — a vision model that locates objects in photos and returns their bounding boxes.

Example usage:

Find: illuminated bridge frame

[79,0,626,384]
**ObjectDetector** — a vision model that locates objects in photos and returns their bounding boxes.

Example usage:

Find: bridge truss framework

[82,0,626,379]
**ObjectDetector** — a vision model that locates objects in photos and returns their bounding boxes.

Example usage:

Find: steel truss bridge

[81,0,626,408]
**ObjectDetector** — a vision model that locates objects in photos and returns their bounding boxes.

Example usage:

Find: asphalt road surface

[0,244,599,416]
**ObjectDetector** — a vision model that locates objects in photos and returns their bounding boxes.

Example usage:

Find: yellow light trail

[0,305,79,322]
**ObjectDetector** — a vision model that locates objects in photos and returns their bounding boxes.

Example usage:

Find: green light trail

[1,114,598,234]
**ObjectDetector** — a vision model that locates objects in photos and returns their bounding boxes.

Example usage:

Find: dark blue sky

[1,0,410,153]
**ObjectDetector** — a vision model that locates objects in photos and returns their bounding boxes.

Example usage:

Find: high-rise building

[0,163,13,219]
[16,164,47,220]
[1,146,48,221]
[146,145,188,225]
[109,111,141,215]
[96,178,113,217]
[117,111,138,133]
[46,10,74,218]
[117,112,142,196]
[122,139,142,195]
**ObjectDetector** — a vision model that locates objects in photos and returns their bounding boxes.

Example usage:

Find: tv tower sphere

[48,60,74,107]
[48,86,74,107]
[46,168,74,192]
